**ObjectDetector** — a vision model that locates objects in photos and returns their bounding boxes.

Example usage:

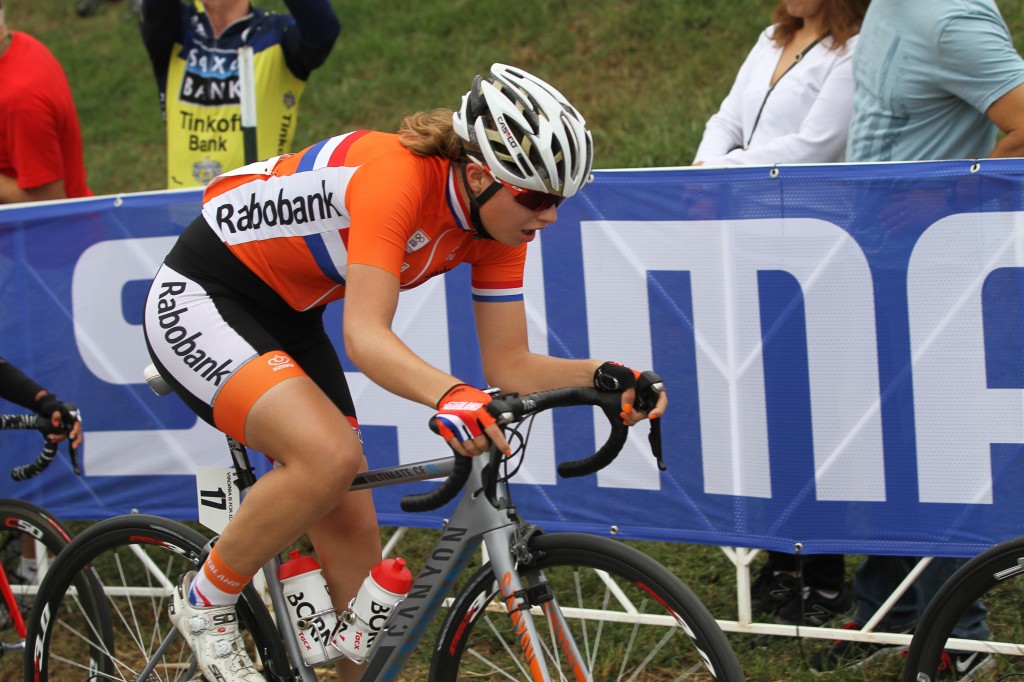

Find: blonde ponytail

[398,109,466,161]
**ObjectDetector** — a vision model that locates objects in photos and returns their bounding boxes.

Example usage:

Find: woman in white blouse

[693,0,870,166]
[701,0,872,628]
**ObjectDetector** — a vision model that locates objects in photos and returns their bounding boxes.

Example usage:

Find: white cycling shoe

[169,571,265,681]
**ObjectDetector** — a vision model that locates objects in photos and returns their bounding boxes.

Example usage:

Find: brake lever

[635,371,666,471]
[68,443,81,476]
[649,418,665,471]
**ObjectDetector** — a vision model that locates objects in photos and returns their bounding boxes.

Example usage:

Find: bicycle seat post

[226,437,258,490]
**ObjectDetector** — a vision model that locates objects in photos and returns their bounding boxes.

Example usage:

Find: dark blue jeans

[852,556,988,640]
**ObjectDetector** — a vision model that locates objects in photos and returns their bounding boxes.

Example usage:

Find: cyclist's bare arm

[474,297,668,423]
[342,263,509,455]
[343,264,467,405]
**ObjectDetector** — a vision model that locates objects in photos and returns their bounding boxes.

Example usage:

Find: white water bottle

[332,557,413,663]
[279,550,342,666]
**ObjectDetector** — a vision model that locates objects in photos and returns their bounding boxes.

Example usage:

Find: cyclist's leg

[291,333,383,608]
[213,376,363,575]
[146,263,364,577]
[277,334,383,681]
[145,264,364,679]
[307,482,381,682]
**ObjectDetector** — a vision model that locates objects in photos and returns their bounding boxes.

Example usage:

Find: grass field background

[10,1,1024,679]
[1,0,822,195]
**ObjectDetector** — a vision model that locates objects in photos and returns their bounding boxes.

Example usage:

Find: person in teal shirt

[846,0,1024,163]
[813,0,1024,676]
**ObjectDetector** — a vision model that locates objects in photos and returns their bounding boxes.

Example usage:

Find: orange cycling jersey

[200,130,527,312]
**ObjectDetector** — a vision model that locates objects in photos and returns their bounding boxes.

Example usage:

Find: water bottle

[332,557,413,663]
[279,550,342,666]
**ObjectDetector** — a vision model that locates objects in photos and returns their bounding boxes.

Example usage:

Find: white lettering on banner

[909,212,1024,504]
[88,420,231,476]
[73,237,177,384]
[583,219,884,500]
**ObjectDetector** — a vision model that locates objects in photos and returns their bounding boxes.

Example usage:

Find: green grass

[13,1,1024,679]
[7,0,773,195]
[15,0,1024,195]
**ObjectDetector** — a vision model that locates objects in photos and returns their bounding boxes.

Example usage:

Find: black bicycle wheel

[0,498,108,679]
[25,513,291,681]
[431,531,746,681]
[903,537,1024,681]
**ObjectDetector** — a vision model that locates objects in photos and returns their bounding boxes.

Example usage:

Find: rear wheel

[25,514,290,681]
[431,532,746,680]
[903,537,1024,681]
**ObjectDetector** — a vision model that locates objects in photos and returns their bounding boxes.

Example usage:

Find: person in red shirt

[0,1,92,204]
[145,63,667,681]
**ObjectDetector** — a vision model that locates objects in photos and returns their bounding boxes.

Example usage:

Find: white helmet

[453,64,593,199]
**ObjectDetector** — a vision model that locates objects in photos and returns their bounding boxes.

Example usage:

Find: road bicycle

[0,407,109,678]
[902,537,1024,681]
[25,370,746,681]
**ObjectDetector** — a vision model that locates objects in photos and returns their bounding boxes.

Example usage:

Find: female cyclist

[143,63,668,681]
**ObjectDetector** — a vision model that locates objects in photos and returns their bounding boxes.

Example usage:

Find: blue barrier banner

[2,159,1024,558]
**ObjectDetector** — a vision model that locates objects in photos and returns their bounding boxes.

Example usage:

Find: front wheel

[0,498,108,679]
[431,531,745,681]
[902,537,1024,681]
[25,513,291,681]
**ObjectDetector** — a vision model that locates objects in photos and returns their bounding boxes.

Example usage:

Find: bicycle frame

[0,537,53,645]
[136,368,668,680]
[0,556,27,642]
[233,440,586,682]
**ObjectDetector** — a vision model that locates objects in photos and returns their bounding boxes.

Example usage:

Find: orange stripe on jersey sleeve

[212,352,308,443]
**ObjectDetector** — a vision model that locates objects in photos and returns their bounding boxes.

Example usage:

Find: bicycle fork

[483,527,592,682]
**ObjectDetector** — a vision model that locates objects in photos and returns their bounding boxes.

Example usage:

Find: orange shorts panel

[212,352,308,443]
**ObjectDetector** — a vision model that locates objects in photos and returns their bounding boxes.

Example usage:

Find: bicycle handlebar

[2,404,82,481]
[400,385,662,513]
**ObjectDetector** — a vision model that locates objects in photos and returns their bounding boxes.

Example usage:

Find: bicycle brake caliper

[511,524,543,566]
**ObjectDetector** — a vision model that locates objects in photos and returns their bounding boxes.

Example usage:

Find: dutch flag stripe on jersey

[471,278,524,303]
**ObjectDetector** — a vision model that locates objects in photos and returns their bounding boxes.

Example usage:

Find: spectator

[139,0,340,188]
[0,0,93,204]
[695,0,870,629]
[693,0,869,167]
[811,0,1024,674]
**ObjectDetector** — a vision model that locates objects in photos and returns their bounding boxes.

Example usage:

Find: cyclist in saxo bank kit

[143,63,668,682]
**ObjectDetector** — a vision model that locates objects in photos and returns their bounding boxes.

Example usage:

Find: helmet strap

[458,163,500,240]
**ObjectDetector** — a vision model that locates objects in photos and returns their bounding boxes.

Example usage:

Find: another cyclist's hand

[35,393,83,449]
[434,384,510,457]
[593,362,668,425]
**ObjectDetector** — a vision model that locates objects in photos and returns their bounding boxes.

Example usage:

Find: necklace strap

[744,30,832,149]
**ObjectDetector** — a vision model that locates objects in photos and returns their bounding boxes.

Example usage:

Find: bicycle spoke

[433,535,743,680]
[27,516,285,682]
